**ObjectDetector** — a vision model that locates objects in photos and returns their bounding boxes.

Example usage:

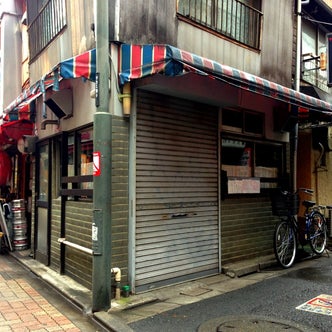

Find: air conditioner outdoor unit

[44,88,73,119]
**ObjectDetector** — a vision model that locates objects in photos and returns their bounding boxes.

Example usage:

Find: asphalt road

[129,255,332,332]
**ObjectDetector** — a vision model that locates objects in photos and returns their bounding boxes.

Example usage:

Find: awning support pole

[92,0,111,312]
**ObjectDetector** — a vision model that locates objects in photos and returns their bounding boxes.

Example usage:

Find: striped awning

[119,44,332,114]
[60,48,96,81]
[3,77,54,118]
[3,49,96,118]
[3,83,42,118]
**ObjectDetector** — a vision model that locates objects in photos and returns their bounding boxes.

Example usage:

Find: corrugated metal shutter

[135,91,219,290]
[220,196,277,265]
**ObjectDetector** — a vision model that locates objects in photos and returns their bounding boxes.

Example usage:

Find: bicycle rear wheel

[308,211,327,255]
[274,219,297,268]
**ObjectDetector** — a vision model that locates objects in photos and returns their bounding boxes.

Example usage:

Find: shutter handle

[171,213,188,218]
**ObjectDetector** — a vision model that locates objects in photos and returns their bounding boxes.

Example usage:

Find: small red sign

[93,151,101,176]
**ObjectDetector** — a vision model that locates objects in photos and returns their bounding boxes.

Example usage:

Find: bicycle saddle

[302,200,316,208]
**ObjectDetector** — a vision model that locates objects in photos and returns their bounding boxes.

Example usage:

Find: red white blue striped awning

[4,45,332,119]
[3,79,53,119]
[3,49,96,118]
[60,48,96,81]
[119,44,332,114]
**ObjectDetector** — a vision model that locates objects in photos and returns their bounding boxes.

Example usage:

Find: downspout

[111,267,121,300]
[92,0,112,312]
[0,11,21,19]
[292,0,302,192]
[114,0,120,42]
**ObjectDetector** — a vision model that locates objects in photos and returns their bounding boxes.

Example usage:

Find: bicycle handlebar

[280,188,314,196]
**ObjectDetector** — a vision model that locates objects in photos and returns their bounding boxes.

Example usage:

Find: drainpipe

[114,0,120,41]
[292,0,302,192]
[92,0,112,312]
[111,267,121,300]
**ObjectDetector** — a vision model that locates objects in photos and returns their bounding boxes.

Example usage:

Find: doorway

[35,142,51,264]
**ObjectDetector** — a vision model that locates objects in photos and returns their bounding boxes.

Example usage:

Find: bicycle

[271,188,330,268]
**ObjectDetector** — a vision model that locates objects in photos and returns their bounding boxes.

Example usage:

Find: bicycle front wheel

[309,211,327,255]
[274,219,297,268]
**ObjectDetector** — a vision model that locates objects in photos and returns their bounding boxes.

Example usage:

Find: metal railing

[302,53,329,92]
[177,0,262,49]
[58,237,93,255]
[28,0,67,60]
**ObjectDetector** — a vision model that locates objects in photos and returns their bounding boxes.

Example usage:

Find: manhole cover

[198,315,319,332]
[217,318,302,331]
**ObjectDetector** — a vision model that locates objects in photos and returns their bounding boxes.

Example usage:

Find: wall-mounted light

[320,52,326,71]
[118,83,131,116]
[302,52,326,72]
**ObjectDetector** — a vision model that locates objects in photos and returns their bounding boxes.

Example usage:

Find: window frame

[221,137,285,192]
[61,125,93,201]
[301,19,328,91]
[221,108,265,137]
[177,0,263,50]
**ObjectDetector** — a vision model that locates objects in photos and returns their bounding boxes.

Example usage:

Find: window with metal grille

[27,0,67,60]
[302,19,328,92]
[177,0,262,50]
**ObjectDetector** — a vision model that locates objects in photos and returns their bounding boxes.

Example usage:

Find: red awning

[0,119,33,141]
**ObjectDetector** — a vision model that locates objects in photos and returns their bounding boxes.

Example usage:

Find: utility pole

[92,0,112,311]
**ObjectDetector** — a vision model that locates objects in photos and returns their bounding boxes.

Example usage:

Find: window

[302,20,327,91]
[177,0,262,49]
[222,108,264,136]
[27,0,67,60]
[68,128,93,178]
[66,127,93,200]
[244,111,264,135]
[221,139,283,191]
[38,144,49,201]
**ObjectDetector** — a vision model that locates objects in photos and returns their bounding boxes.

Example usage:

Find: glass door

[35,142,51,265]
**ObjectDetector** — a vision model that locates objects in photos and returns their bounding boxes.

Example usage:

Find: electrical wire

[301,14,332,26]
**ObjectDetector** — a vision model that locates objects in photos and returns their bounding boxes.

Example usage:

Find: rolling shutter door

[135,91,219,290]
[220,196,277,265]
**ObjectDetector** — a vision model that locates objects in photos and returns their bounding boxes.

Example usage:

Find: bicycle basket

[271,190,299,216]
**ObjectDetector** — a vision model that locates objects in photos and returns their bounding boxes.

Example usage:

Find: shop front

[119,43,332,292]
[2,43,332,294]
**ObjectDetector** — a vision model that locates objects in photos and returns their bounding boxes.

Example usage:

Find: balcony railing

[177,0,262,50]
[302,53,329,92]
[28,0,67,60]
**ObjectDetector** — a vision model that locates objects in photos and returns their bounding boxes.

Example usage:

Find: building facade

[1,0,332,309]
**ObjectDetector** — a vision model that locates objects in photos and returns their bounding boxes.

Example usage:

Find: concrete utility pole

[92,0,112,311]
